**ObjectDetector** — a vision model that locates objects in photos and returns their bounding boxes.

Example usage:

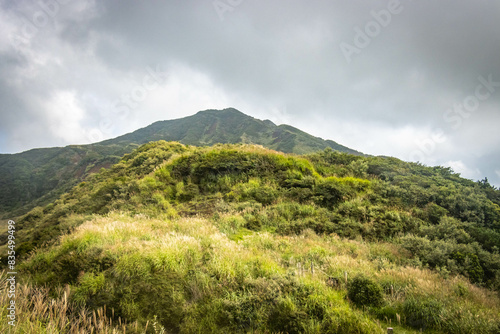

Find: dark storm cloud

[0,0,499,185]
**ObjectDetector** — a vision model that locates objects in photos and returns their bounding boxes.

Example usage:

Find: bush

[267,297,307,334]
[314,178,351,208]
[403,298,444,330]
[347,275,384,307]
[228,179,278,205]
[23,206,45,223]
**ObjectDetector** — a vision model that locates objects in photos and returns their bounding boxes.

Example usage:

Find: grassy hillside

[1,141,499,333]
[0,143,138,219]
[0,108,359,219]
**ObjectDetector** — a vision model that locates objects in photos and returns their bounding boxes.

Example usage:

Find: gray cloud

[0,0,499,185]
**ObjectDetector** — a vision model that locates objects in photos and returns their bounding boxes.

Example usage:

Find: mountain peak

[105,108,360,155]
[0,108,360,217]
[194,107,247,117]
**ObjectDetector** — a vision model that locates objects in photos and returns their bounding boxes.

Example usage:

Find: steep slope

[2,141,499,333]
[0,108,359,218]
[102,108,359,155]
[0,143,138,218]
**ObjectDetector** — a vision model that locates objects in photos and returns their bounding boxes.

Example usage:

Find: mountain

[1,141,499,333]
[102,108,360,155]
[0,108,360,218]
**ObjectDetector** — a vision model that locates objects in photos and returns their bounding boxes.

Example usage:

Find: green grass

[10,212,499,333]
[1,141,500,333]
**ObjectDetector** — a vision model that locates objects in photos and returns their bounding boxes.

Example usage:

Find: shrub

[267,297,307,334]
[403,298,444,330]
[228,179,278,205]
[314,177,353,208]
[175,182,199,201]
[347,274,384,307]
[450,250,484,283]
[23,206,45,223]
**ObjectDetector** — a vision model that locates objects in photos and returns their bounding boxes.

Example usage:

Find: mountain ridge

[101,108,360,155]
[0,108,360,217]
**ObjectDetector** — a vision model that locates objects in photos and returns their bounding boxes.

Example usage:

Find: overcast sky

[1,0,499,186]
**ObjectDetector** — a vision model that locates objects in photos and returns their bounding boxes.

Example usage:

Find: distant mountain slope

[102,108,360,155]
[0,143,138,218]
[0,108,360,217]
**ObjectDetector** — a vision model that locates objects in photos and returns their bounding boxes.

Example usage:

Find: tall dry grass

[0,271,143,334]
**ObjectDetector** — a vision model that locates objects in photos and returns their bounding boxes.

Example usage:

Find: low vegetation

[1,141,499,333]
[0,108,359,218]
